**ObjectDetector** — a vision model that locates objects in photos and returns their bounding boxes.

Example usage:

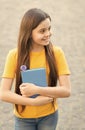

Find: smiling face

[31,18,52,51]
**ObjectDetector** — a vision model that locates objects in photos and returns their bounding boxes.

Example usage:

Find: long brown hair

[15,8,58,112]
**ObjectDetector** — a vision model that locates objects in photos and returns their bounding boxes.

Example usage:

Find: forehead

[36,18,51,29]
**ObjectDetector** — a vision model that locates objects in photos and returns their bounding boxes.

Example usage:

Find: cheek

[33,34,42,41]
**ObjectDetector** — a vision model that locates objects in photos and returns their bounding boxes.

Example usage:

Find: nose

[45,30,52,37]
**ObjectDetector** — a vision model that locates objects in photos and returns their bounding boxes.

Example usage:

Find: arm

[0,78,53,106]
[38,75,71,98]
[20,75,71,98]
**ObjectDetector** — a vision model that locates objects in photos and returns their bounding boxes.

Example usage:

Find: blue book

[21,68,47,98]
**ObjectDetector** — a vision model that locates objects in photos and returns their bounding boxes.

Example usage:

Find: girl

[0,8,71,130]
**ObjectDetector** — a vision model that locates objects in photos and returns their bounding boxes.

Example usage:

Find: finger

[19,84,26,90]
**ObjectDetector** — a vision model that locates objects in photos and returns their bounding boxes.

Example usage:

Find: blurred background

[0,0,85,130]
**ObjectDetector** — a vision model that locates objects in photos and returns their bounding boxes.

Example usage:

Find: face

[31,18,52,50]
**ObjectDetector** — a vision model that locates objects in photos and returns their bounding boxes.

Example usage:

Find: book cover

[21,68,47,98]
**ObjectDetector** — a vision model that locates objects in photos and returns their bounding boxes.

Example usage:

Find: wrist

[37,86,44,95]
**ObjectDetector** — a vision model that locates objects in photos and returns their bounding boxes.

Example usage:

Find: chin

[44,41,50,46]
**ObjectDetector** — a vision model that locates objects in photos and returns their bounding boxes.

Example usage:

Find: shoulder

[52,45,64,57]
[7,48,18,58]
[52,45,70,75]
[8,48,17,55]
[6,48,18,62]
[2,48,18,78]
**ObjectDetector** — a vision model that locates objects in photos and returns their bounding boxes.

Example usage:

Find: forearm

[0,90,34,105]
[37,86,71,98]
[0,90,53,106]
[19,75,71,98]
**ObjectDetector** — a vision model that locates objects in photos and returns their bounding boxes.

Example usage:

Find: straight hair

[15,8,58,112]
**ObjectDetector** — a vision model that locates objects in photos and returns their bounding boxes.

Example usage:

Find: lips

[42,38,50,42]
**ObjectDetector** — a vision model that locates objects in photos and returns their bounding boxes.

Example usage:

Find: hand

[32,96,53,106]
[19,83,38,97]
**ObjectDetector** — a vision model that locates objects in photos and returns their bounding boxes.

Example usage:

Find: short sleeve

[2,49,17,78]
[54,46,70,75]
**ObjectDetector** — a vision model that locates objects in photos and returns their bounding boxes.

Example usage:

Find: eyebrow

[39,25,51,30]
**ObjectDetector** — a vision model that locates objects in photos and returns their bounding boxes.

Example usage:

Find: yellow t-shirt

[2,46,70,118]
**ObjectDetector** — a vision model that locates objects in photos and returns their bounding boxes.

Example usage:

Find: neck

[31,44,44,52]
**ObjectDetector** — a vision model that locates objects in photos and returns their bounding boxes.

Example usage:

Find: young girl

[0,8,71,130]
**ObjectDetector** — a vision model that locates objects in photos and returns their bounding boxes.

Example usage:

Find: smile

[42,38,50,42]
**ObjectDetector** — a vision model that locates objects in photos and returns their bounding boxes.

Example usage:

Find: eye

[39,29,46,33]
